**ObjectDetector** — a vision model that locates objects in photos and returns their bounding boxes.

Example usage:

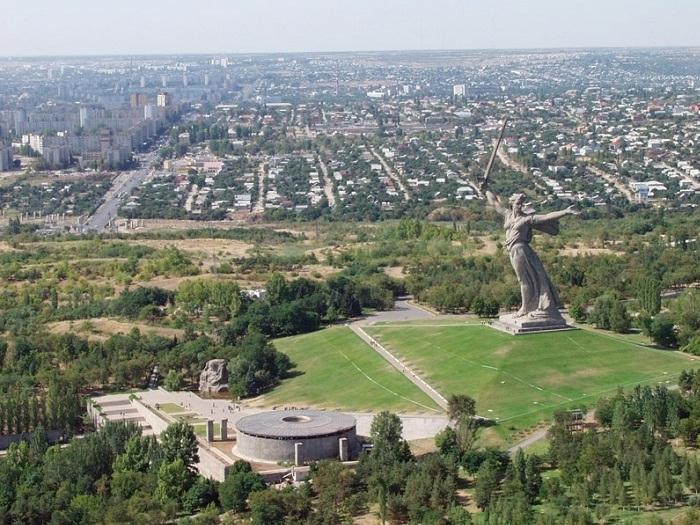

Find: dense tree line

[221,270,397,342]
[0,376,80,437]
[0,421,218,524]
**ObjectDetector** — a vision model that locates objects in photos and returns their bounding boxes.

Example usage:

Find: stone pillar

[206,420,214,442]
[294,442,303,466]
[220,419,228,440]
[339,437,349,461]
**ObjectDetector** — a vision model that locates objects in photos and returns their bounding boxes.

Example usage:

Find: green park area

[365,324,697,442]
[266,321,698,446]
[266,326,441,413]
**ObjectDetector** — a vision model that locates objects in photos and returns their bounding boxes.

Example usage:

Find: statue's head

[509,193,526,215]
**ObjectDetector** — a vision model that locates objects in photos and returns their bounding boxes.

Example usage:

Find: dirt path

[369,146,410,201]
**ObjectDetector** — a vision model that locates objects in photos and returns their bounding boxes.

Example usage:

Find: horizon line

[2,44,700,60]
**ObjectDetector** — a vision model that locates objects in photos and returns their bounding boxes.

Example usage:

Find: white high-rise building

[156,92,171,108]
[453,84,466,97]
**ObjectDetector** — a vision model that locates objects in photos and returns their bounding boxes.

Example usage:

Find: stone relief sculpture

[199,359,229,393]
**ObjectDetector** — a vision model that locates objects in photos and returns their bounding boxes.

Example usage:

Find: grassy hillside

[366,324,696,442]
[265,326,441,413]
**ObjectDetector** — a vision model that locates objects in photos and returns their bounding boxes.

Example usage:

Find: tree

[569,296,587,323]
[219,461,265,512]
[637,276,662,315]
[228,332,293,397]
[609,301,631,333]
[160,422,199,472]
[447,394,476,424]
[266,273,290,306]
[475,459,502,510]
[249,489,286,525]
[182,478,219,514]
[164,370,185,391]
[524,455,542,503]
[113,434,161,473]
[590,296,614,330]
[670,291,700,347]
[649,315,677,348]
[447,505,472,525]
[370,411,412,463]
[155,458,192,504]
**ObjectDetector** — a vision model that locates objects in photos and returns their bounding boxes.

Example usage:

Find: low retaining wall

[0,430,63,450]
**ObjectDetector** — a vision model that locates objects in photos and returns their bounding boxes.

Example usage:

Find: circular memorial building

[234,410,358,465]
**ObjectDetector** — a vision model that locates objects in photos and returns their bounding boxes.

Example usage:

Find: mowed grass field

[264,326,441,413]
[365,324,698,441]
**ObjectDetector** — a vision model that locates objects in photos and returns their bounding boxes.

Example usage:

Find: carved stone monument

[481,120,577,334]
[199,359,229,393]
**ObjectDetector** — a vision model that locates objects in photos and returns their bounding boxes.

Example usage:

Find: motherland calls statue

[481,120,579,333]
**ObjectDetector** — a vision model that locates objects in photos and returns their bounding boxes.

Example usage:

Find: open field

[261,326,441,413]
[365,324,697,443]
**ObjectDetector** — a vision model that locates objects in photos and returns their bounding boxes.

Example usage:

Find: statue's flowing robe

[504,212,560,315]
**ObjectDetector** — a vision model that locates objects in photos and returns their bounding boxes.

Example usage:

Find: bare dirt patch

[409,437,438,456]
[47,318,185,341]
[384,266,405,279]
[558,246,619,257]
[129,238,253,258]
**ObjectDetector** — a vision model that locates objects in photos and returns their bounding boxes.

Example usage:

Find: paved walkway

[356,298,435,325]
[350,325,448,410]
[92,389,448,442]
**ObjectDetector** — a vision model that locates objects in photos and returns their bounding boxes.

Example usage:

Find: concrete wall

[130,398,169,434]
[196,442,232,482]
[235,428,359,464]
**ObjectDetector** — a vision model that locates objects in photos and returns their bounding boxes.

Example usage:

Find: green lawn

[193,423,221,437]
[266,326,441,413]
[365,325,697,441]
[157,402,185,414]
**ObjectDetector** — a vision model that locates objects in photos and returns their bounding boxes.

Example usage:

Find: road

[316,154,336,207]
[369,146,411,201]
[588,165,634,202]
[252,162,266,213]
[84,151,157,232]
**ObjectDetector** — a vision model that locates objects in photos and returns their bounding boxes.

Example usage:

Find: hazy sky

[3,0,699,56]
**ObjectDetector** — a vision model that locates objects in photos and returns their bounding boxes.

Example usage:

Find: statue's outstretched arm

[531,205,579,224]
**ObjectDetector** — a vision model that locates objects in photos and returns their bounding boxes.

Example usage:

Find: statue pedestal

[490,310,573,335]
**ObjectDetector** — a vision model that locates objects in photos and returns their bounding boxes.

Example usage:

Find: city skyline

[2,0,700,57]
